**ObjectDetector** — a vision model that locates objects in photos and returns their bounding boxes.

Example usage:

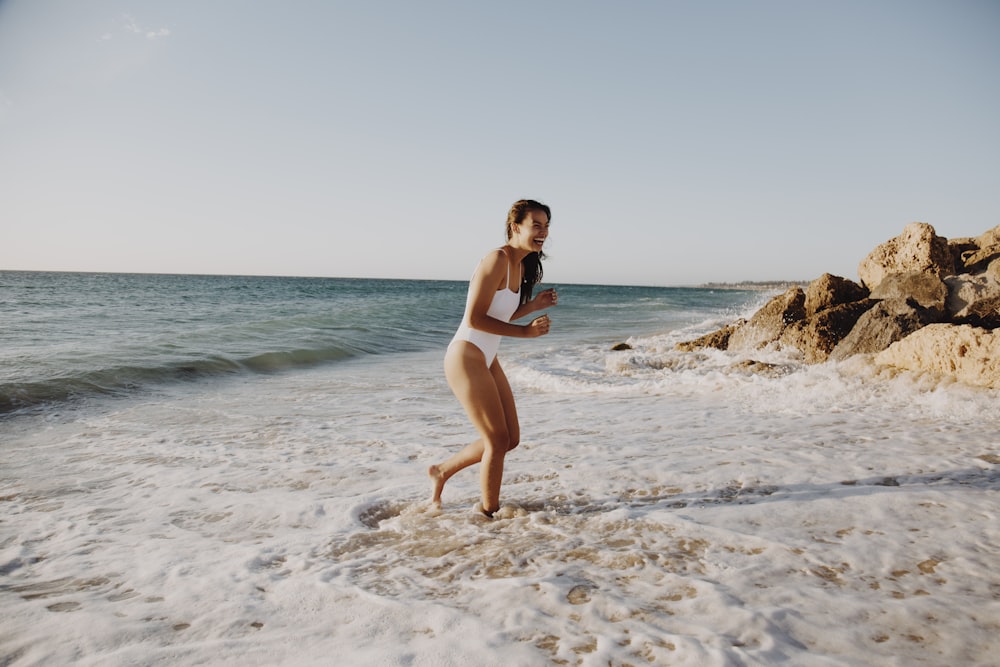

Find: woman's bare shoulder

[472,248,509,288]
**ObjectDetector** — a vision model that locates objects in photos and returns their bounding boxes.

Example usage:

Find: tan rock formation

[804,273,868,317]
[869,271,947,317]
[779,300,875,363]
[875,324,1000,389]
[857,222,954,290]
[988,257,1000,283]
[674,320,743,352]
[949,225,1000,274]
[726,287,805,351]
[948,237,980,274]
[673,221,999,388]
[945,273,1000,328]
[829,299,933,361]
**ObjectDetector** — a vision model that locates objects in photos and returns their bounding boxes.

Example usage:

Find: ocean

[2,270,998,666]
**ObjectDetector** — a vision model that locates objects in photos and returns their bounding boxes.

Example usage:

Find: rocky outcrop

[778,299,876,363]
[674,320,743,352]
[828,299,935,361]
[945,273,1000,328]
[805,273,869,317]
[674,222,1000,388]
[952,226,1000,274]
[875,325,1000,389]
[704,278,874,363]
[857,222,954,290]
[869,271,947,318]
[726,288,804,351]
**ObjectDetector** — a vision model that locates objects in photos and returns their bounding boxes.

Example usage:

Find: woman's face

[511,210,550,253]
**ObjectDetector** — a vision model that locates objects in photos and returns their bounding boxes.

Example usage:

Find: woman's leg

[489,359,520,453]
[430,342,513,512]
[429,437,485,506]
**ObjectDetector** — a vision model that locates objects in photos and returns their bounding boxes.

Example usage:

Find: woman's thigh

[445,342,508,443]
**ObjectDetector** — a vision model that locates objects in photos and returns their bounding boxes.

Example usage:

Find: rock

[728,359,787,377]
[961,246,1000,275]
[804,273,869,317]
[869,271,947,318]
[668,221,1000,389]
[674,320,743,352]
[829,299,935,361]
[988,257,1000,284]
[611,342,633,351]
[977,224,1000,247]
[875,324,1000,389]
[948,226,999,274]
[949,237,980,275]
[945,273,1000,328]
[778,300,876,363]
[960,296,1000,329]
[727,287,805,351]
[857,222,954,290]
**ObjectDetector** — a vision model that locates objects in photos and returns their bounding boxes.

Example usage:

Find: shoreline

[697,280,807,291]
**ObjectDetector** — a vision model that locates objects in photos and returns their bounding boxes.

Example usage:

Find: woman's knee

[483,427,512,455]
[506,422,520,451]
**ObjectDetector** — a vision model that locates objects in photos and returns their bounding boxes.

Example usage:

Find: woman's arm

[512,287,557,322]
[466,251,549,338]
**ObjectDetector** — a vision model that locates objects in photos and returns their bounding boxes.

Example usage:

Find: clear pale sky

[1,1,998,286]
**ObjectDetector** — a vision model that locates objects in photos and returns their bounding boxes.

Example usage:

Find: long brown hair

[505,199,550,304]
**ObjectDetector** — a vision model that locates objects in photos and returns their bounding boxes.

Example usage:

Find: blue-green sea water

[0,271,755,415]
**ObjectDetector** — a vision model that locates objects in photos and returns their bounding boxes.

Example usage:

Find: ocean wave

[0,345,360,416]
[510,332,1000,425]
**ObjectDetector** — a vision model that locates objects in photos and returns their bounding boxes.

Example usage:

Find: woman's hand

[526,314,551,337]
[534,288,558,309]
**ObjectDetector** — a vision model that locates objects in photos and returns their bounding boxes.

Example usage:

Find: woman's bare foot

[474,501,498,519]
[428,465,445,507]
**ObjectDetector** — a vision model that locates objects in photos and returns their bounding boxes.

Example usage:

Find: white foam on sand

[2,347,999,666]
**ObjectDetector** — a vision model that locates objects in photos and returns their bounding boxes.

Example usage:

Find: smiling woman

[429,199,559,517]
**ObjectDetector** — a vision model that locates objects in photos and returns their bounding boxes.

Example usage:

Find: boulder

[875,324,1000,389]
[804,273,869,317]
[962,245,1000,275]
[945,273,1000,328]
[960,296,1000,329]
[728,359,787,377]
[727,287,805,351]
[670,222,1000,389]
[988,257,1000,283]
[829,299,935,361]
[857,222,954,290]
[869,271,947,318]
[674,320,743,352]
[978,225,1000,245]
[948,224,1000,274]
[948,237,980,275]
[778,299,876,363]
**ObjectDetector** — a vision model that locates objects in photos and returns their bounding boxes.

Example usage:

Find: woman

[429,199,558,517]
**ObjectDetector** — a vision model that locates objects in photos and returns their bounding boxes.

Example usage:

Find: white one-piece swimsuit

[450,254,520,367]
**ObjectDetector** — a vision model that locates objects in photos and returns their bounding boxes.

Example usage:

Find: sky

[1,1,998,286]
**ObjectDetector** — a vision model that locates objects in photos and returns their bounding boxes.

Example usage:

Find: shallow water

[2,273,999,665]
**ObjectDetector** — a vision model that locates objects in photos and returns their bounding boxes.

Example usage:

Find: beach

[2,272,998,665]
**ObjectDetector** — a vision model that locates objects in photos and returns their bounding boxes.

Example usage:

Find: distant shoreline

[697,281,806,291]
[2,269,808,291]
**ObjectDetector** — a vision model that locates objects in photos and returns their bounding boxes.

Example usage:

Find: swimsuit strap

[498,246,522,293]
[498,246,512,292]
